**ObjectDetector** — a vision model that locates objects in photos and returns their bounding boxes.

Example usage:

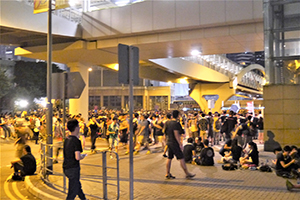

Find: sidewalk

[25,138,300,200]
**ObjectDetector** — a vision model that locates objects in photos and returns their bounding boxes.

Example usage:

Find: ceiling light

[191,50,201,56]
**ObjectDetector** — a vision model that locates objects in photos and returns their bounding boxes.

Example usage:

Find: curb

[25,175,66,200]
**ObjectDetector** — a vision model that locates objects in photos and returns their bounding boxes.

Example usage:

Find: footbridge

[1,0,265,114]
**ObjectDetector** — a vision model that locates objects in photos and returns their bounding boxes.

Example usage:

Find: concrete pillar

[67,62,89,123]
[263,84,300,151]
[190,83,235,113]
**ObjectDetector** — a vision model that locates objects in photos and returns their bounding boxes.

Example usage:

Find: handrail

[181,54,264,91]
[40,142,120,200]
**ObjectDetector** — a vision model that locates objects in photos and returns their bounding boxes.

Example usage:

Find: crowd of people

[1,108,299,191]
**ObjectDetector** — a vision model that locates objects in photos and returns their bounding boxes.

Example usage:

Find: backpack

[259,165,272,172]
[222,163,238,170]
[214,118,221,130]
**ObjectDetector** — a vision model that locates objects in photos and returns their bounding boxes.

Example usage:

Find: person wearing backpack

[195,139,214,166]
[221,111,237,141]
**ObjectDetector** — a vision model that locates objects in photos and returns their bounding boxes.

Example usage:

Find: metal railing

[40,142,120,200]
[182,54,264,91]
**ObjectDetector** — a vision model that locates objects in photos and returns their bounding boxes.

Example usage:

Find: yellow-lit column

[67,62,89,123]
[190,83,235,113]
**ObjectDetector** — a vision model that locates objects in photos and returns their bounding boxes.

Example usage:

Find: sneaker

[134,151,139,155]
[146,151,151,155]
[165,174,176,179]
[162,154,167,158]
[186,174,196,179]
[286,180,294,191]
[91,150,97,154]
[125,151,129,155]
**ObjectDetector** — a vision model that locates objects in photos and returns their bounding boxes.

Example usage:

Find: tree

[0,68,13,99]
[12,61,64,109]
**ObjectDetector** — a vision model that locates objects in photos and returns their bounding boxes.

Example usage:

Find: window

[124,96,143,110]
[89,96,100,110]
[149,96,168,110]
[103,96,121,109]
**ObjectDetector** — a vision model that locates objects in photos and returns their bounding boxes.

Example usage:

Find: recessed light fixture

[191,50,201,56]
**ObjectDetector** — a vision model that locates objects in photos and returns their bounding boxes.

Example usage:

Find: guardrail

[40,142,120,199]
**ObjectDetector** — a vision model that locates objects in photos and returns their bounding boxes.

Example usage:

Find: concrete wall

[263,85,300,151]
[81,0,263,39]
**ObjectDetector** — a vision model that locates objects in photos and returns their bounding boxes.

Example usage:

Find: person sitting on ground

[195,139,214,166]
[271,147,283,169]
[11,145,36,178]
[290,145,300,170]
[183,138,196,163]
[275,145,296,178]
[219,138,232,157]
[239,141,259,167]
[193,137,204,156]
[220,138,242,164]
[286,180,300,191]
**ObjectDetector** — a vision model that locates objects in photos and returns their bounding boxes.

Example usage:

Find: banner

[34,0,69,14]
[34,0,49,14]
[56,0,70,10]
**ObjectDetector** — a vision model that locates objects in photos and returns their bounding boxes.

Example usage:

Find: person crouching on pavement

[11,145,36,177]
[63,119,87,200]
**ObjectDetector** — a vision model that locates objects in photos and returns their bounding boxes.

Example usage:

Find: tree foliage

[0,68,13,99]
[12,61,64,106]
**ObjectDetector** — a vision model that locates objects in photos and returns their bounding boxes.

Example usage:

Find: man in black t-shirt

[11,145,36,176]
[275,145,296,178]
[221,111,237,140]
[183,138,196,163]
[165,110,195,179]
[63,119,87,200]
[194,137,204,156]
[196,139,214,166]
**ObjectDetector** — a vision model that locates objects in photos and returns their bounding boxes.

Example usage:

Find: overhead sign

[34,0,69,14]
[52,72,86,99]
[34,0,49,14]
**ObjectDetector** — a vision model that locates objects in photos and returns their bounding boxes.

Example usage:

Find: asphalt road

[0,138,40,200]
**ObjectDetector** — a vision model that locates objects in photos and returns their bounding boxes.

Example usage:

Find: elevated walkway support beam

[68,62,89,122]
[189,83,235,113]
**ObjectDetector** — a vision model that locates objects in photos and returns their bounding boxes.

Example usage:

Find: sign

[52,72,86,99]
[34,0,69,14]
[118,44,139,85]
[247,101,254,114]
[55,0,69,10]
[208,100,215,109]
[34,0,49,14]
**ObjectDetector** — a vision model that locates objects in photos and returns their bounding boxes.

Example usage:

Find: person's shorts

[200,130,206,139]
[208,130,214,138]
[155,135,164,143]
[167,143,184,160]
[137,135,145,144]
[109,138,119,149]
[120,133,128,143]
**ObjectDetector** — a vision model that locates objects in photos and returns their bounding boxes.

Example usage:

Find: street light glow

[15,100,29,108]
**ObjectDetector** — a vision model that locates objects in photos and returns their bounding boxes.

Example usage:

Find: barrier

[40,142,120,199]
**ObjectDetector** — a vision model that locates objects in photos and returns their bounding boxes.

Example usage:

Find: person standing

[165,110,195,179]
[63,119,87,200]
[87,116,101,154]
